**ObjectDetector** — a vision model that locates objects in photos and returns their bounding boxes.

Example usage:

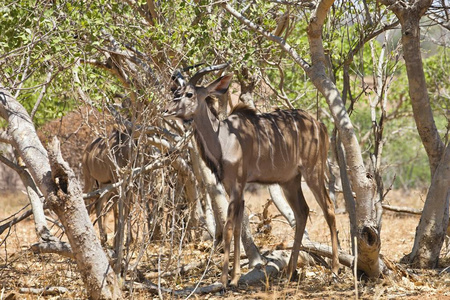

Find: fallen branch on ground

[145,260,207,279]
[238,250,290,285]
[125,279,224,296]
[382,204,422,215]
[301,239,354,268]
[19,286,68,296]
[127,246,341,296]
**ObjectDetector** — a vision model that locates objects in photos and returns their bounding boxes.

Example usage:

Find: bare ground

[2,187,450,299]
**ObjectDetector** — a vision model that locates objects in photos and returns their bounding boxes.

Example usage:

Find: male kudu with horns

[164,64,339,287]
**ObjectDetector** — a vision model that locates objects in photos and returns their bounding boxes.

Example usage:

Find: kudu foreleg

[281,177,309,280]
[221,203,234,286]
[230,199,244,286]
[94,195,108,246]
[221,196,245,287]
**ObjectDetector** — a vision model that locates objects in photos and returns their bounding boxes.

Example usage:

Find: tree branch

[30,240,74,258]
[19,287,68,296]
[382,204,422,215]
[0,88,56,195]
[72,59,94,106]
[0,87,121,299]
[124,0,155,25]
[221,3,311,71]
[31,65,53,120]
[0,206,32,236]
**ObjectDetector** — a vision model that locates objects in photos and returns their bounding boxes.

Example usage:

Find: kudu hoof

[229,278,240,288]
[100,237,108,247]
[289,269,299,282]
[330,271,339,283]
[220,275,229,289]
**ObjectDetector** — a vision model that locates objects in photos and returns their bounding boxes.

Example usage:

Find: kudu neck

[192,99,223,179]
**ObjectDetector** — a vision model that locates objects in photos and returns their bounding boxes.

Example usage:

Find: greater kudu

[82,129,133,247]
[164,65,339,287]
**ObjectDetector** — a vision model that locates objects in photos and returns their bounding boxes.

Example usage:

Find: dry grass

[2,188,450,299]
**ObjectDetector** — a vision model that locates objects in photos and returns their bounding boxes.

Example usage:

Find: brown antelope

[164,64,339,287]
[82,129,133,247]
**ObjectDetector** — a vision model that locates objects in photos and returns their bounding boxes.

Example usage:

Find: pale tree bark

[48,138,122,299]
[268,184,296,228]
[408,144,450,267]
[0,151,55,242]
[222,1,384,277]
[379,0,448,267]
[189,143,218,239]
[171,145,204,239]
[0,88,122,299]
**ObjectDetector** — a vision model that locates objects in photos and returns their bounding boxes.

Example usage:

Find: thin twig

[0,206,32,235]
[31,65,53,120]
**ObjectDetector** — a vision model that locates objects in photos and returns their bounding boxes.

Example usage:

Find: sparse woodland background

[0,0,449,299]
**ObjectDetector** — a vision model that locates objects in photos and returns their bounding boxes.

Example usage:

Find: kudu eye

[173,91,182,101]
[185,92,194,98]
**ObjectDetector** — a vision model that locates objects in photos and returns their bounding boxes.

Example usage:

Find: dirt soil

[2,187,450,299]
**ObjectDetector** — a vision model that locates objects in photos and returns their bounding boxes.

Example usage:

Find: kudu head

[164,63,232,121]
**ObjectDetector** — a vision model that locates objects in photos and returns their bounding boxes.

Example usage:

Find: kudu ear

[206,74,233,96]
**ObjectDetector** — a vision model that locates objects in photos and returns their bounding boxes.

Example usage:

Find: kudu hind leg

[280,176,309,281]
[83,177,108,245]
[304,170,339,275]
[95,195,108,246]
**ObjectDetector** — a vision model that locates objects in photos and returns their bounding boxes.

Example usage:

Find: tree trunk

[335,137,358,252]
[171,149,203,239]
[405,144,450,267]
[189,143,216,239]
[391,2,444,178]
[379,0,448,268]
[48,138,122,299]
[0,88,122,299]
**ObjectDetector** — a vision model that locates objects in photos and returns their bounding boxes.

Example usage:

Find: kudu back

[164,65,339,287]
[82,129,132,246]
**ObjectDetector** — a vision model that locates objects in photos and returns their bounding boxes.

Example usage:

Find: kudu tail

[319,122,331,191]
